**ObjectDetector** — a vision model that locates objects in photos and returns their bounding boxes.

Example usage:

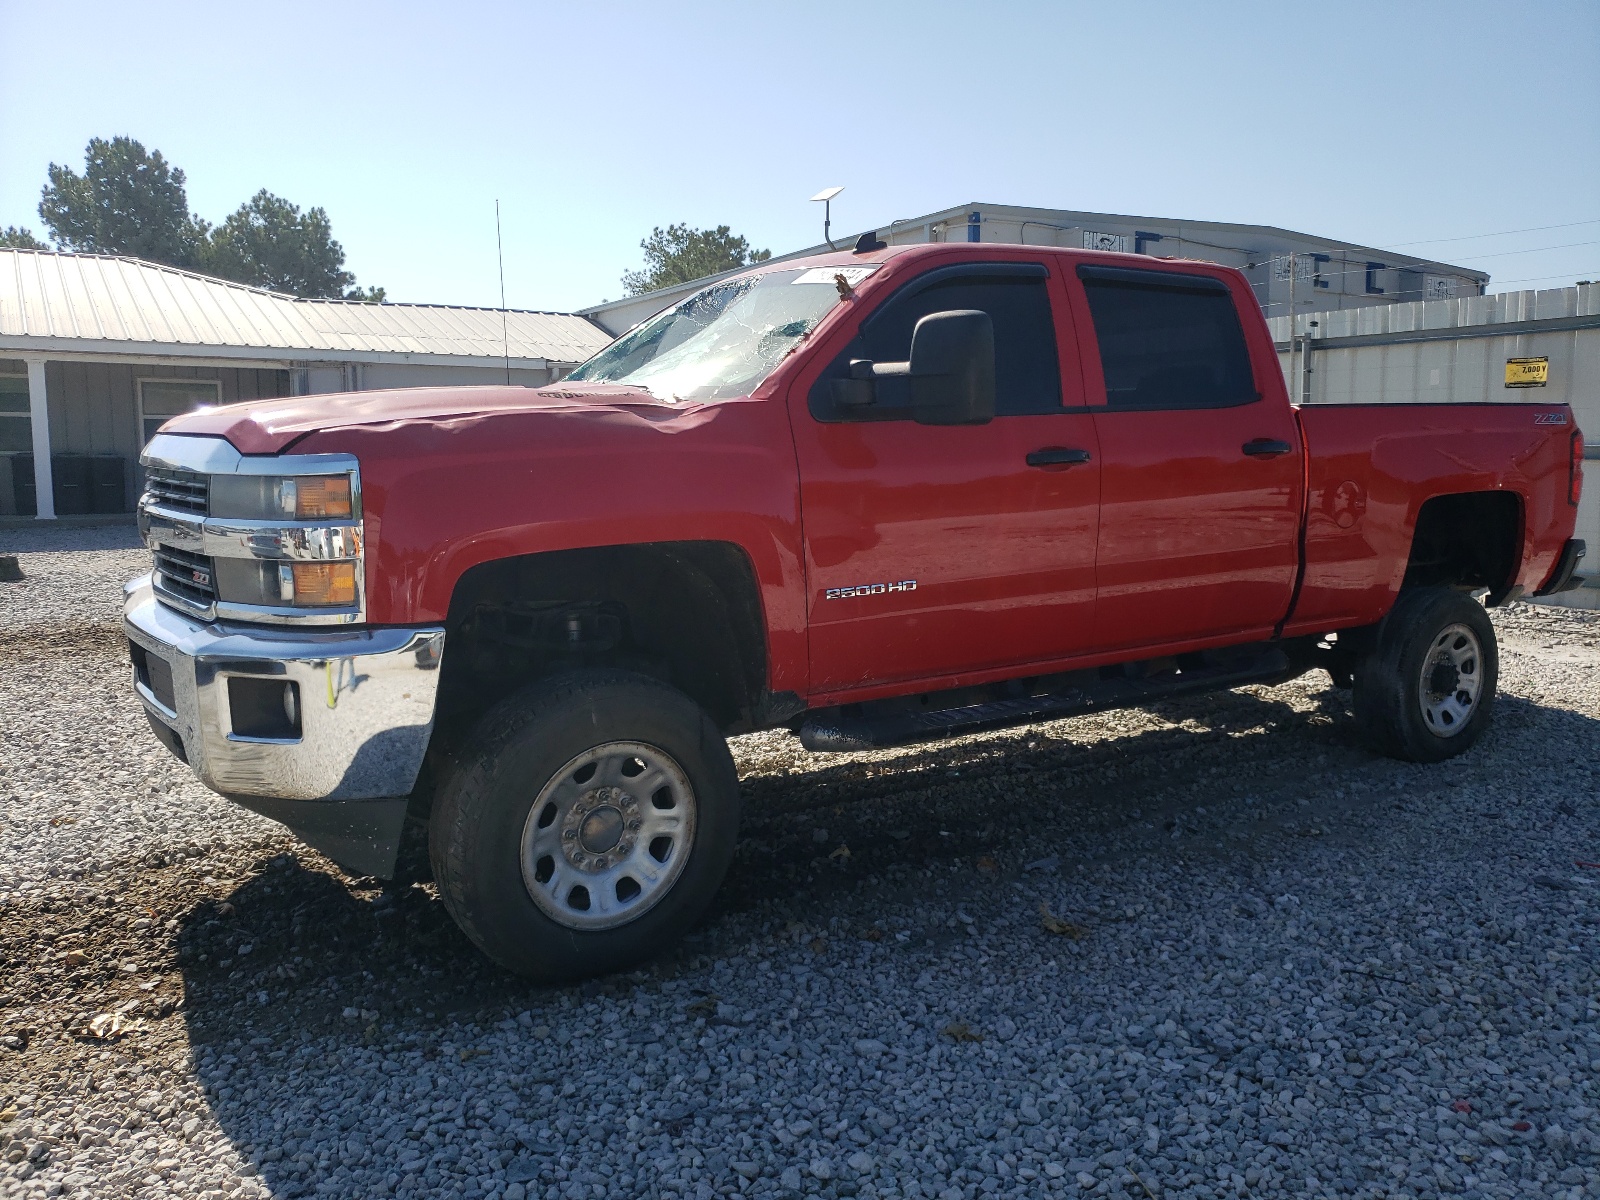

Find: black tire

[429,669,739,981]
[1352,587,1498,762]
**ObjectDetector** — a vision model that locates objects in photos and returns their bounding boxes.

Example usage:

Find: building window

[138,379,221,444]
[0,376,30,452]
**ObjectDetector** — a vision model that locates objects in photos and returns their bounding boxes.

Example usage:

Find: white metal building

[0,249,611,518]
[581,201,1490,335]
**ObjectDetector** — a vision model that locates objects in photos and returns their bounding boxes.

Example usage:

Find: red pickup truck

[125,241,1586,979]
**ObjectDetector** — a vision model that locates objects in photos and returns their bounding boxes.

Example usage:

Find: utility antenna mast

[1285,251,1296,405]
[496,199,511,385]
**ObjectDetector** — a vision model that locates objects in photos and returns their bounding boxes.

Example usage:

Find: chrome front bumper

[123,576,446,873]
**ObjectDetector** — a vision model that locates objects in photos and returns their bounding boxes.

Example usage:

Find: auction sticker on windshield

[792,266,879,287]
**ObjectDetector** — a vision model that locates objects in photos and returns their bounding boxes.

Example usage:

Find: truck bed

[1288,401,1578,634]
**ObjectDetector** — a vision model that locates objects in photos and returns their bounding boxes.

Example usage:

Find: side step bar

[798,644,1297,753]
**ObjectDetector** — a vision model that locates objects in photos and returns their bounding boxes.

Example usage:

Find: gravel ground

[2,526,1597,1200]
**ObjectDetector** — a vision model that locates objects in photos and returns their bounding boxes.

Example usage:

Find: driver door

[788,261,1102,695]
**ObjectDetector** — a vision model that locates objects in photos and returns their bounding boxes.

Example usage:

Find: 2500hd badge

[825,580,918,600]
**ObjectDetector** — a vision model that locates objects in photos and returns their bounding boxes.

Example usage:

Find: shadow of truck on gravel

[167,684,1599,1196]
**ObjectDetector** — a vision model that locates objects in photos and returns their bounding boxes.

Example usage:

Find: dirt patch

[8,621,128,663]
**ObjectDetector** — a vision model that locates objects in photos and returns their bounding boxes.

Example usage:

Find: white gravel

[2,525,1597,1200]
[1,522,150,628]
[1,523,280,881]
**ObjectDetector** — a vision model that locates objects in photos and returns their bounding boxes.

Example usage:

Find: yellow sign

[1505,357,1550,388]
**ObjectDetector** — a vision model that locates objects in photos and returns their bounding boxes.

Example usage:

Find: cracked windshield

[567,268,853,402]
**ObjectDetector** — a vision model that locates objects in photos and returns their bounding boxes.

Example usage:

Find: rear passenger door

[1072,264,1303,652]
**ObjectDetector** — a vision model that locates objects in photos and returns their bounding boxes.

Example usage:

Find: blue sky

[2,0,1596,312]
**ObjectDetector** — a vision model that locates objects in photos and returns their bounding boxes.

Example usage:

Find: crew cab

[124,240,1587,979]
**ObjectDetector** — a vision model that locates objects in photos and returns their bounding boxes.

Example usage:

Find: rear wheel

[429,670,739,980]
[1352,587,1498,762]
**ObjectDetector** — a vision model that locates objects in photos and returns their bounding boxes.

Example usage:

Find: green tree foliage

[24,136,382,300]
[201,190,380,301]
[38,136,205,266]
[622,223,771,295]
[0,226,48,249]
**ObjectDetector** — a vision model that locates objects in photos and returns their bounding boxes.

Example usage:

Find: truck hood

[163,384,673,455]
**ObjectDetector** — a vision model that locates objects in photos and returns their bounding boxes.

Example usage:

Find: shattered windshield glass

[567,268,853,402]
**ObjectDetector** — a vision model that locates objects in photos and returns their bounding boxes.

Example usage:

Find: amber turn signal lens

[293,476,353,519]
[290,562,357,606]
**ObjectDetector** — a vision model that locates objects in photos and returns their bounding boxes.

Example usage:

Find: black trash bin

[52,454,93,516]
[11,453,36,517]
[90,454,128,513]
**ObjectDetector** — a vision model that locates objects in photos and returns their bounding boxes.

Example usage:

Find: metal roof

[0,249,612,367]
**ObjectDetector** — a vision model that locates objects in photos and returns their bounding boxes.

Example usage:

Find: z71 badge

[1533,411,1568,425]
[825,580,917,600]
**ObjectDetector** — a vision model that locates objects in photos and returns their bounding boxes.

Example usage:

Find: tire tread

[428,669,738,979]
[1352,587,1497,763]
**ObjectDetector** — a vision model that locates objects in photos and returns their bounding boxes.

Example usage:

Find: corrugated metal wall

[44,361,289,461]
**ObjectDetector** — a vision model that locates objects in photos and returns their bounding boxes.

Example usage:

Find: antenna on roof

[495,199,511,386]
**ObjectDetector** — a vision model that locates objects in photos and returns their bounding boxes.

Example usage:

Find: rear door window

[1079,266,1256,410]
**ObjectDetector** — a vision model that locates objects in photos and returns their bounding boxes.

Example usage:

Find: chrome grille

[145,466,208,515]
[153,544,218,612]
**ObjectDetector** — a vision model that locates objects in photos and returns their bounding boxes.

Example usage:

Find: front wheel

[429,670,739,980]
[1352,587,1498,762]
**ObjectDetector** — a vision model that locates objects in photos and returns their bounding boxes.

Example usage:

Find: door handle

[1026,447,1093,468]
[1242,438,1293,458]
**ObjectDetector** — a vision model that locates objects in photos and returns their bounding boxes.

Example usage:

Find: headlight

[210,559,360,609]
[204,471,362,610]
[208,474,356,521]
[282,562,359,606]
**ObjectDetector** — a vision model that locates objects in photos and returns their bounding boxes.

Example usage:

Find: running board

[798,645,1296,752]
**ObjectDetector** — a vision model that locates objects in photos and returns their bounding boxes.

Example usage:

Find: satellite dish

[810,187,845,249]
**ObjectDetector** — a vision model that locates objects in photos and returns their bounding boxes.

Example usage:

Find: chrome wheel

[1417,623,1482,737]
[520,741,697,931]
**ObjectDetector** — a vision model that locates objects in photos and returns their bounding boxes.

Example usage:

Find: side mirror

[830,309,996,424]
[906,309,995,425]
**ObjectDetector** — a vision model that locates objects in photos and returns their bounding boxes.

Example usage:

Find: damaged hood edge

[161,383,680,455]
